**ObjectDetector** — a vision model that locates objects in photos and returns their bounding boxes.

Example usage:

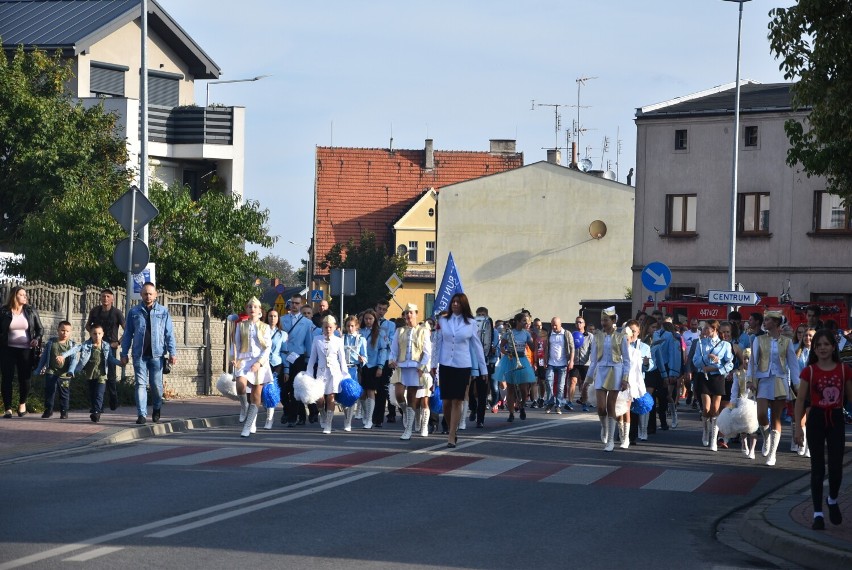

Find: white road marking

[541,464,618,485]
[642,469,712,492]
[62,546,125,561]
[249,448,350,468]
[148,446,254,465]
[441,457,528,478]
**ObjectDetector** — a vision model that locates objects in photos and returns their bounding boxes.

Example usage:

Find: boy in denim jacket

[63,325,123,423]
[37,320,77,419]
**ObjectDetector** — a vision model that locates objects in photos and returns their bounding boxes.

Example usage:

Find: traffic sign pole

[125,185,138,314]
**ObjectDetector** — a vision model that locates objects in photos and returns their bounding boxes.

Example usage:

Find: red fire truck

[641,297,849,330]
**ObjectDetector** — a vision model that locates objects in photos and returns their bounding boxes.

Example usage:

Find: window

[814,191,852,233]
[665,194,697,235]
[90,62,127,97]
[744,125,758,147]
[147,70,182,107]
[396,244,408,256]
[674,129,688,151]
[739,193,770,234]
[425,241,435,263]
[424,293,435,317]
[408,240,418,262]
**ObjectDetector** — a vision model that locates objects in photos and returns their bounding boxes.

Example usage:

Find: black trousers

[807,408,846,512]
[105,345,119,410]
[468,375,489,423]
[372,365,392,425]
[1,346,33,411]
[283,355,308,423]
[629,411,639,442]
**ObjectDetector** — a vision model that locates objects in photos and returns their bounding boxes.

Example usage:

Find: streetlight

[289,240,311,296]
[724,0,751,292]
[205,75,270,107]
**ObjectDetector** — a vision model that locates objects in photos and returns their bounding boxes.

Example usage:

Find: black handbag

[30,342,43,371]
[162,356,172,374]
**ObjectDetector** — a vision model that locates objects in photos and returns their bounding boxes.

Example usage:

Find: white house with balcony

[0,0,245,199]
[632,81,852,312]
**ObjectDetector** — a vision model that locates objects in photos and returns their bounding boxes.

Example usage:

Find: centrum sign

[708,290,761,306]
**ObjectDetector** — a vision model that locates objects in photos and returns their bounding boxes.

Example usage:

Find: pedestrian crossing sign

[311,289,323,303]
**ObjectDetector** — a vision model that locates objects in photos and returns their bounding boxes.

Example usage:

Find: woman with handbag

[1,286,44,418]
[692,319,734,452]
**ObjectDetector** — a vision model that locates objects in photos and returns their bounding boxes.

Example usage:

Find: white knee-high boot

[420,408,430,437]
[701,415,709,446]
[766,429,781,466]
[362,398,374,429]
[620,421,630,449]
[353,400,363,420]
[604,417,617,452]
[599,415,607,443]
[323,408,334,434]
[240,404,258,438]
[670,403,679,429]
[639,413,649,440]
[239,394,248,423]
[343,406,354,432]
[760,425,771,456]
[709,418,719,451]
[798,426,809,457]
[400,407,414,440]
[264,406,275,430]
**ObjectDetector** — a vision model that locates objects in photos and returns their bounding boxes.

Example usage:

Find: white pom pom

[293,372,324,404]
[216,372,239,401]
[615,391,630,417]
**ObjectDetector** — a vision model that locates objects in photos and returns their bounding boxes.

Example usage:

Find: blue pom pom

[631,392,654,414]
[262,380,281,408]
[429,386,443,414]
[336,377,363,407]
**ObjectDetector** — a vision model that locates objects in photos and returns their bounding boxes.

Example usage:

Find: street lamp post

[724,0,751,292]
[205,75,270,107]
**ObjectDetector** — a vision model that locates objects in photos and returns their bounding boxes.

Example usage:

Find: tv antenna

[531,100,572,150]
[575,76,598,153]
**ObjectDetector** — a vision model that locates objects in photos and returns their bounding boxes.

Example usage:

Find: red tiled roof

[313,144,523,275]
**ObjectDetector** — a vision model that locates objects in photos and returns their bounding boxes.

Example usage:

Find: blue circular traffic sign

[641,261,671,293]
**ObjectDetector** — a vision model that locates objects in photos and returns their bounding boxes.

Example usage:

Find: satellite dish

[603,170,616,180]
[578,158,593,172]
[589,220,607,240]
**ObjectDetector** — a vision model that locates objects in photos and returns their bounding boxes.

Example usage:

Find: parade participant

[625,319,651,444]
[682,317,701,407]
[280,294,314,427]
[586,307,632,452]
[1,286,43,418]
[729,348,759,459]
[65,325,124,423]
[793,327,815,456]
[121,283,176,425]
[85,289,125,411]
[359,309,387,429]
[493,313,536,423]
[230,297,273,437]
[530,318,547,409]
[432,294,486,447]
[390,304,432,441]
[307,315,348,434]
[649,318,681,431]
[571,316,593,412]
[264,309,287,429]
[373,300,396,428]
[718,321,741,448]
[794,330,852,530]
[747,310,801,466]
[469,307,495,426]
[342,315,367,432]
[544,317,574,415]
[693,320,734,451]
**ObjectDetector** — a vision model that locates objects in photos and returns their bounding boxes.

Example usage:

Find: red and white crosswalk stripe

[56,444,760,495]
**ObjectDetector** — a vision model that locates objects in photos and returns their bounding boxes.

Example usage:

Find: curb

[101,414,241,444]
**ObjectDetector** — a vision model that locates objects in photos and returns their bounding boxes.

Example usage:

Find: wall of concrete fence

[0,281,228,398]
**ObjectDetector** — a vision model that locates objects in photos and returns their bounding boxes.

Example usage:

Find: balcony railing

[145,105,234,145]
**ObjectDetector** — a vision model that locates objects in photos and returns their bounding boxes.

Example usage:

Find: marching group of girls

[229,295,850,529]
[229,292,487,449]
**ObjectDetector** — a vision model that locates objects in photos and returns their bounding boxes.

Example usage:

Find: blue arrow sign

[642,261,671,293]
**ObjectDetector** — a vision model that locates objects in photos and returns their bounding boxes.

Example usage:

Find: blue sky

[160,0,795,269]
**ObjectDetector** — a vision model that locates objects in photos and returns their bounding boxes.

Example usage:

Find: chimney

[489,139,516,154]
[571,142,578,167]
[424,139,434,169]
[546,149,562,165]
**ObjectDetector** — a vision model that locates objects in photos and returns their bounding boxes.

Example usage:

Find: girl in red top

[794,329,852,530]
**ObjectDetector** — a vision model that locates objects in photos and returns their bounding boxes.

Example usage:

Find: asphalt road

[1,410,808,569]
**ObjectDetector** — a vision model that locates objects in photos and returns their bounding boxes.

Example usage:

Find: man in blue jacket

[121,282,177,425]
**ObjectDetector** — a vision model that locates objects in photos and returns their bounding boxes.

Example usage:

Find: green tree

[768,2,852,201]
[320,231,407,314]
[0,45,130,248]
[148,181,276,313]
[259,254,299,288]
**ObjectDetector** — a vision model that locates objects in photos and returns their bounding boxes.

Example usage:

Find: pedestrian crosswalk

[56,443,761,495]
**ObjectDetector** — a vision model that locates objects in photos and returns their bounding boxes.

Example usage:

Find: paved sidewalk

[741,453,852,569]
[0,396,240,465]
[2,396,852,569]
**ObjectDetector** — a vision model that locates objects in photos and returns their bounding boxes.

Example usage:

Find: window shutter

[90,64,125,96]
